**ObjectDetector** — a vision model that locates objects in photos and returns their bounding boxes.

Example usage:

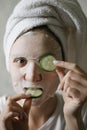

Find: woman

[0,0,87,130]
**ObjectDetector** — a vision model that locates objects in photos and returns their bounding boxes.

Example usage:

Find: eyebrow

[11,54,28,58]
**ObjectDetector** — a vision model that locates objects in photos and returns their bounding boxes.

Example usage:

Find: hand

[0,94,32,130]
[54,61,87,117]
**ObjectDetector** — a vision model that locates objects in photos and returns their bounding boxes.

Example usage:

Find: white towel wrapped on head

[3,0,87,71]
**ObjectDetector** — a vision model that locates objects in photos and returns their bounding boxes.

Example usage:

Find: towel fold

[3,0,87,71]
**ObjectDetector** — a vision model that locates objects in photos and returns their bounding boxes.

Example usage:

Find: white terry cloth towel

[0,95,7,112]
[3,0,87,72]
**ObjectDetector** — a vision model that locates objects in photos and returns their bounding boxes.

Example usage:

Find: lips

[23,87,43,92]
[25,87,43,91]
[24,87,43,98]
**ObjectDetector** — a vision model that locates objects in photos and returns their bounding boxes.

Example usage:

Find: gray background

[0,0,87,96]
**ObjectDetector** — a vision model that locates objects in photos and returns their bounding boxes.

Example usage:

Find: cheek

[44,72,59,90]
[10,66,22,84]
[10,70,24,94]
[44,72,59,83]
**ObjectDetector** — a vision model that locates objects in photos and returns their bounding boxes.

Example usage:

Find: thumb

[23,98,32,115]
[56,67,65,82]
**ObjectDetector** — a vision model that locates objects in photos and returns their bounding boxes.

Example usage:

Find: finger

[65,87,81,99]
[5,100,27,120]
[62,74,83,93]
[60,72,84,91]
[59,69,87,90]
[8,94,31,102]
[63,76,70,92]
[70,71,87,87]
[67,78,87,99]
[11,106,27,120]
[63,77,82,96]
[3,112,20,120]
[6,95,31,120]
[56,67,65,82]
[58,71,71,90]
[23,98,32,115]
[54,60,84,74]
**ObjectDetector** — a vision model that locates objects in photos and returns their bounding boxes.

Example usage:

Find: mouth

[24,87,43,98]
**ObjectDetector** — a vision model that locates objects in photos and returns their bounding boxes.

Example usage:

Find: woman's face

[9,29,62,106]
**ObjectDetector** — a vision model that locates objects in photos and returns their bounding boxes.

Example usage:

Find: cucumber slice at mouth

[40,54,56,72]
[25,88,43,98]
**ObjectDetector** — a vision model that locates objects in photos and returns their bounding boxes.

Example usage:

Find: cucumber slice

[25,88,43,98]
[40,54,56,72]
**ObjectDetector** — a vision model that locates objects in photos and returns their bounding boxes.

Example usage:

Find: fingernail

[53,60,60,64]
[24,93,31,98]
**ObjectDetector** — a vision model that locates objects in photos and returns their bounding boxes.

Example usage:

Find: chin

[30,97,44,107]
[31,95,54,108]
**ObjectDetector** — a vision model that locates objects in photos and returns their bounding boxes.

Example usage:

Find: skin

[0,29,62,130]
[0,29,87,130]
[54,61,87,130]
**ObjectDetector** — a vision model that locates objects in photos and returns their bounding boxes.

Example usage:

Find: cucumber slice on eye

[39,54,56,72]
[25,88,43,98]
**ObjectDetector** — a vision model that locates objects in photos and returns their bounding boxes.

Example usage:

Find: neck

[29,95,58,128]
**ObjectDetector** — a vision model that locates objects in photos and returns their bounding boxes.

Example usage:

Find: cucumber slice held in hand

[40,54,56,72]
[25,88,43,98]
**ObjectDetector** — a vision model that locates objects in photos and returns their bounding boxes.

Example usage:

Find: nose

[21,62,42,82]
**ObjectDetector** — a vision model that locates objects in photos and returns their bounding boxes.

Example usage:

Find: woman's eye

[14,58,27,67]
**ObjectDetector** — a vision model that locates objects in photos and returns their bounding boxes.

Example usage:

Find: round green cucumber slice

[25,88,43,98]
[40,54,56,72]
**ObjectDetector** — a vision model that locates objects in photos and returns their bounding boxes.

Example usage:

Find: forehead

[10,29,61,57]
